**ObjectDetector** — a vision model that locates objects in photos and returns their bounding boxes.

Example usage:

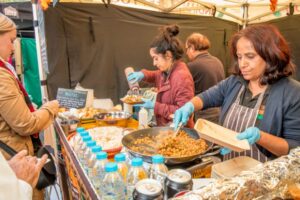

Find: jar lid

[105,162,118,172]
[115,153,126,162]
[76,127,85,133]
[96,151,108,160]
[92,146,102,153]
[131,157,143,167]
[152,154,164,164]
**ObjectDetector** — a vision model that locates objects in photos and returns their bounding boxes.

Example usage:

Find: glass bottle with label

[127,158,148,200]
[149,154,168,188]
[87,146,102,178]
[114,153,128,182]
[92,151,108,196]
[82,140,96,167]
[77,135,92,162]
[72,130,89,151]
[138,107,148,129]
[101,162,126,200]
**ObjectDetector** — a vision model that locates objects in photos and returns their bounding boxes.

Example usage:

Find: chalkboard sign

[56,88,88,109]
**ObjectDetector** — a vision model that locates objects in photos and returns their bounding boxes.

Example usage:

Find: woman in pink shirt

[128,25,194,127]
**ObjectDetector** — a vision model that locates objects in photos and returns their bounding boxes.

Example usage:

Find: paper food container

[194,118,250,152]
[211,156,262,179]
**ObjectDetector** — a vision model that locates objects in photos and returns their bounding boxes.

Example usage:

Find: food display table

[54,118,219,199]
[54,118,139,199]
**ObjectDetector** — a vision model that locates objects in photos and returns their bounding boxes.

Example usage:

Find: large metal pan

[122,127,218,165]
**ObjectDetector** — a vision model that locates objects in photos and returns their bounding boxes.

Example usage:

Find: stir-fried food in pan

[131,130,207,157]
[158,131,207,157]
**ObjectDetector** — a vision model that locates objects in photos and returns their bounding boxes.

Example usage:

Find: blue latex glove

[220,147,232,155]
[220,127,260,156]
[127,72,144,84]
[237,127,261,145]
[173,102,194,130]
[134,98,154,109]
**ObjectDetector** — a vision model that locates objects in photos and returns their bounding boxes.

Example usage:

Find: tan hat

[0,13,16,33]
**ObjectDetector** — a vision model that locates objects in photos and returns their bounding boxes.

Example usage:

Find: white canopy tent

[57,0,300,26]
[3,0,299,25]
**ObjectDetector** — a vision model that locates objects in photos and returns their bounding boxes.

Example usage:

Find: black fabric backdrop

[44,3,239,103]
[266,15,300,81]
[44,3,300,104]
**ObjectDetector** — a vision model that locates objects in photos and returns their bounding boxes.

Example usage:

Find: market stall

[2,1,300,199]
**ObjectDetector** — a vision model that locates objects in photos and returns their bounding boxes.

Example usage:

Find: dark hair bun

[164,25,179,38]
[150,24,184,60]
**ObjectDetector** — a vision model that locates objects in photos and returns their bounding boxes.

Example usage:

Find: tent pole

[32,2,49,102]
[163,0,188,13]
[242,3,249,29]
[135,0,162,11]
[32,2,59,180]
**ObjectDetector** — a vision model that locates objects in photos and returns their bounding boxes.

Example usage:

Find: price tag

[56,88,88,108]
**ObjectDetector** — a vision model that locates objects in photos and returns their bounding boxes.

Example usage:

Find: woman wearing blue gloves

[127,25,194,127]
[174,24,300,162]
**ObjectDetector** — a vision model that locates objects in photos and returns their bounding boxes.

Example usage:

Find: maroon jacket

[142,61,195,128]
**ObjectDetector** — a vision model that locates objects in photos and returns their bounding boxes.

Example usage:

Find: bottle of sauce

[138,107,148,129]
[124,67,140,94]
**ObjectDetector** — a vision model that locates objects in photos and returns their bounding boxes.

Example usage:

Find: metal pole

[32,2,49,102]
[242,3,249,29]
[32,3,58,174]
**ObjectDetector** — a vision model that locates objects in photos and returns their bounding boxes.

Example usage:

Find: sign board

[56,88,88,108]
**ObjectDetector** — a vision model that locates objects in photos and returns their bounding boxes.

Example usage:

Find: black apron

[223,85,268,163]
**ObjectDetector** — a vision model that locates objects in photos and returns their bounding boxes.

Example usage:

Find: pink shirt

[142,61,195,127]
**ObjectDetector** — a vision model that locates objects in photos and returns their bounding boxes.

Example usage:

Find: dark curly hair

[150,24,184,60]
[230,24,295,85]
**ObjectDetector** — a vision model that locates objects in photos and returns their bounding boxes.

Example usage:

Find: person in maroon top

[127,25,195,127]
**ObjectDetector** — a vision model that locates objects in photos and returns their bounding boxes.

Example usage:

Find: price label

[56,88,88,108]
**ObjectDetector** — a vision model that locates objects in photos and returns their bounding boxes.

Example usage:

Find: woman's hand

[134,98,154,109]
[127,72,144,84]
[220,147,232,155]
[237,127,261,145]
[220,127,261,155]
[173,102,194,129]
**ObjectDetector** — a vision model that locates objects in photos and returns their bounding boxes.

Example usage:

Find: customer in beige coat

[0,13,59,199]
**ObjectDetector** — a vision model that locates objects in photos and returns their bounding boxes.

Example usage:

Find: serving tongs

[173,122,183,138]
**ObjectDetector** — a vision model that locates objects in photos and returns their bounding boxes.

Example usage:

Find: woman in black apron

[173,24,300,162]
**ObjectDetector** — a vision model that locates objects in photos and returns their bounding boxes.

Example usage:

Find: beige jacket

[0,68,58,159]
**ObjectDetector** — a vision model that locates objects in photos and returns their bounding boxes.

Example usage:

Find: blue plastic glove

[127,72,144,84]
[220,147,232,155]
[173,102,194,130]
[134,98,154,109]
[237,127,261,145]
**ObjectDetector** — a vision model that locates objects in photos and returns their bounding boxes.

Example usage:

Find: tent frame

[126,0,300,26]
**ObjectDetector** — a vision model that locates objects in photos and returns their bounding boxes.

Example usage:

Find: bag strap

[0,140,17,157]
